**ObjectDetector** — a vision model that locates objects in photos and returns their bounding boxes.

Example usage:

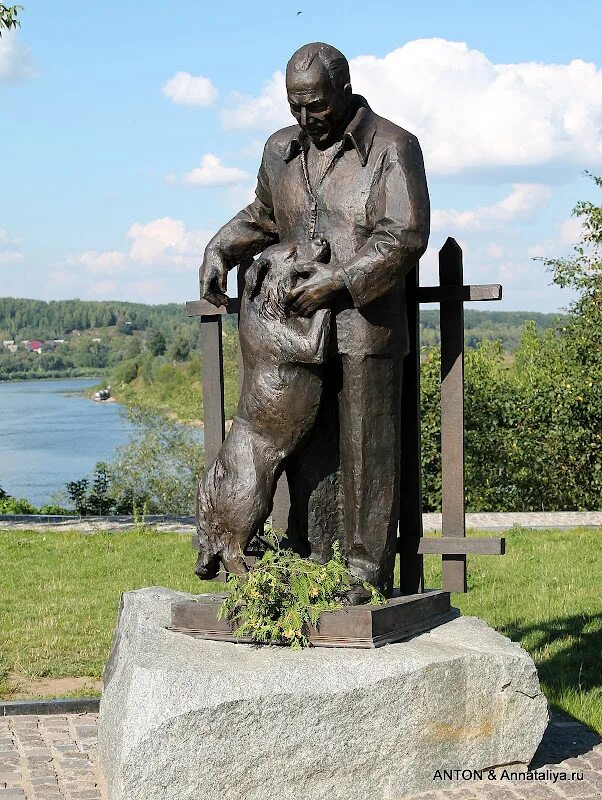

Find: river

[0,378,134,507]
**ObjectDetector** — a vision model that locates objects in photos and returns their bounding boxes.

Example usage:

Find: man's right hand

[200,247,229,307]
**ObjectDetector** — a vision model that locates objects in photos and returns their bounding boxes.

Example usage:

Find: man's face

[286,61,351,148]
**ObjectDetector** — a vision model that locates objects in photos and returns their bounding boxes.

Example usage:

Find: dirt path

[5,674,102,700]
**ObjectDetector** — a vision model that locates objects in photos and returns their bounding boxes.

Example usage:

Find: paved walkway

[2,511,602,533]
[0,711,599,799]
[0,714,104,800]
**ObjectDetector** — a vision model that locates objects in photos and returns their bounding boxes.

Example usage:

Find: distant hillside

[0,297,567,352]
[420,309,568,352]
[0,298,202,382]
[0,297,193,341]
[0,297,569,382]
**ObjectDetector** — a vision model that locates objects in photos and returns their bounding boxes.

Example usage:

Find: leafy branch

[218,539,384,649]
[0,4,23,35]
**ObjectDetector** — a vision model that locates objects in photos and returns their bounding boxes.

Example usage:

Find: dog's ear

[248,258,270,301]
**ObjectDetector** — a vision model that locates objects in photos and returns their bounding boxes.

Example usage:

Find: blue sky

[1,0,601,312]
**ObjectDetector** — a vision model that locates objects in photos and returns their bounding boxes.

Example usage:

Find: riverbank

[99,348,239,425]
[86,377,206,427]
[0,371,107,383]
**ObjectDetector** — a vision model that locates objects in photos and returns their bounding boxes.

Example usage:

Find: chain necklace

[300,147,318,240]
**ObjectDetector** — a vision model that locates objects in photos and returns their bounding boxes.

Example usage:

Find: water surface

[0,379,133,506]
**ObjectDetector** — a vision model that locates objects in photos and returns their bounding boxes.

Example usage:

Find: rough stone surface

[98,587,548,800]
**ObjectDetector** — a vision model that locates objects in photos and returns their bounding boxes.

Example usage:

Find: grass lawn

[0,526,600,734]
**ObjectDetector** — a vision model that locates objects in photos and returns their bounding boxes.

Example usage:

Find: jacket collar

[283,96,376,167]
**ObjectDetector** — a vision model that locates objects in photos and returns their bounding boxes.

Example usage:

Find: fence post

[200,316,225,471]
[439,238,467,593]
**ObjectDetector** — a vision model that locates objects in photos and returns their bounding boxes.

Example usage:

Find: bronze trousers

[285,352,402,596]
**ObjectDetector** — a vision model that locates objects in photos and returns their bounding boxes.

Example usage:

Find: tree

[0,4,22,35]
[148,330,166,356]
[541,173,602,366]
[105,407,203,513]
[169,333,190,362]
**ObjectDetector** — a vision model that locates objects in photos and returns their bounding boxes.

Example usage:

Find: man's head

[286,43,352,148]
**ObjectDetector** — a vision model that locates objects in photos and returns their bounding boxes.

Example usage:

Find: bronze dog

[195,238,330,578]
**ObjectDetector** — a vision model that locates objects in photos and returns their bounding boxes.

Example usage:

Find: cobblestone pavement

[0,711,599,799]
[0,714,105,800]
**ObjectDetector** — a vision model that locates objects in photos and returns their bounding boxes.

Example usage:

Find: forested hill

[0,297,567,351]
[0,297,189,340]
[421,309,568,351]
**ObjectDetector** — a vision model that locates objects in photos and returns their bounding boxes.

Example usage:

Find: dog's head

[245,238,331,316]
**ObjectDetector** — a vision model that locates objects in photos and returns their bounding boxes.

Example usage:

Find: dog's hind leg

[195,417,282,577]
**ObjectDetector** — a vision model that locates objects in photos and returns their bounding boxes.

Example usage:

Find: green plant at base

[218,540,384,650]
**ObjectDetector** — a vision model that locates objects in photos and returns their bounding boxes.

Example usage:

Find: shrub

[62,407,204,516]
[112,358,138,386]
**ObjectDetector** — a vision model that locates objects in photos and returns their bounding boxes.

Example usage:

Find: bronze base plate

[168,590,459,649]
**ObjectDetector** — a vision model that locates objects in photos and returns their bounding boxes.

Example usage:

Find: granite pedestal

[98,587,548,800]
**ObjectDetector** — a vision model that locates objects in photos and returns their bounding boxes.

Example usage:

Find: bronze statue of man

[199,42,430,600]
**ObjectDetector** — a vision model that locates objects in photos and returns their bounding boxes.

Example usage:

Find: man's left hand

[285,263,346,317]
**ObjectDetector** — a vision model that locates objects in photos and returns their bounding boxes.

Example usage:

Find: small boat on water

[93,388,111,401]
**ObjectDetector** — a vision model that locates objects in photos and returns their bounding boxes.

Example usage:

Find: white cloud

[0,250,24,265]
[528,215,584,258]
[127,217,211,267]
[90,280,118,298]
[527,242,549,258]
[161,71,218,107]
[221,39,602,177]
[0,228,18,245]
[222,71,286,130]
[78,250,127,275]
[0,31,36,84]
[0,228,24,266]
[486,243,505,259]
[237,139,266,159]
[225,182,257,211]
[49,218,213,302]
[432,184,551,232]
[72,217,212,279]
[182,154,250,186]
[558,217,583,245]
[131,279,166,301]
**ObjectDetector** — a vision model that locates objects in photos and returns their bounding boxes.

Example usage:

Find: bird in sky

[297,10,303,15]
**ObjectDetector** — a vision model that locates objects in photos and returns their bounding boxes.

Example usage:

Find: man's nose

[300,107,307,127]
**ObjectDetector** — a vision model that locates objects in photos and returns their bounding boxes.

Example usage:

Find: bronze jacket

[206,96,430,357]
